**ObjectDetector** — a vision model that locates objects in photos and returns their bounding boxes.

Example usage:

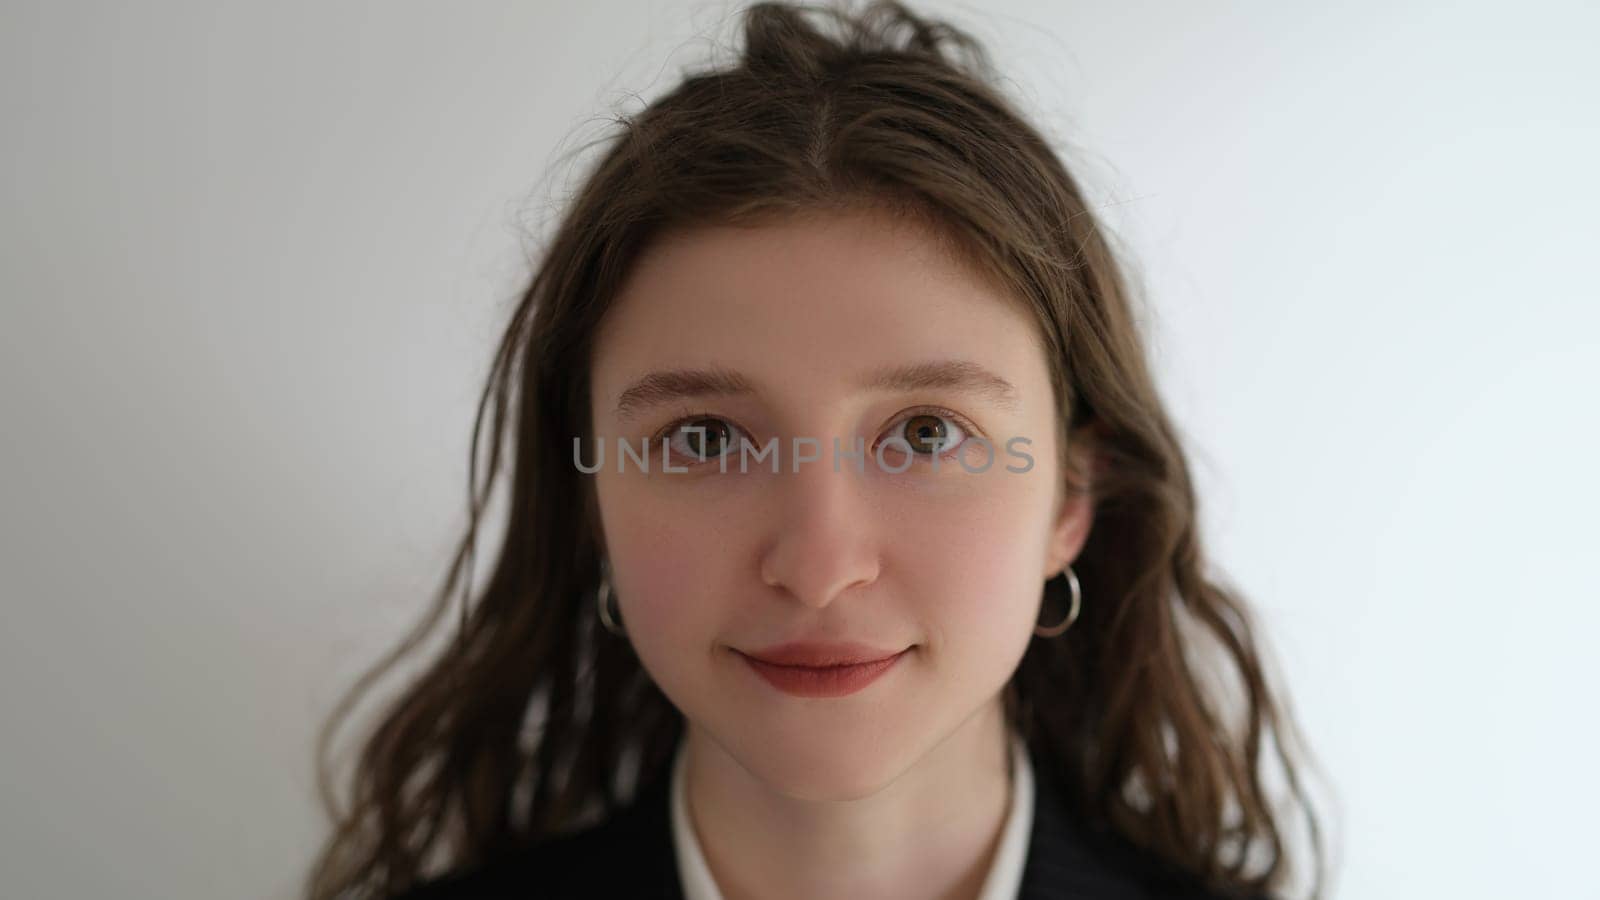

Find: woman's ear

[1041,431,1098,579]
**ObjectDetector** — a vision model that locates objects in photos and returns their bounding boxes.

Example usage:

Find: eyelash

[653,406,981,466]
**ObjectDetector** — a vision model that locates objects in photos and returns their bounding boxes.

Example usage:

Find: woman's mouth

[734,643,913,698]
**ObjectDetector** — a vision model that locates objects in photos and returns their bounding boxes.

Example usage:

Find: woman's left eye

[883,409,972,458]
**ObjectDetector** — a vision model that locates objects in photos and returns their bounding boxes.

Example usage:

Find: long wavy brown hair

[306,2,1331,897]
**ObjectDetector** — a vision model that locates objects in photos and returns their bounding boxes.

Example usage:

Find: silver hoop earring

[597,564,625,637]
[1034,565,1081,638]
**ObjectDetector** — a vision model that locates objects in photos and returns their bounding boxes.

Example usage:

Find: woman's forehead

[614,208,997,313]
[593,213,1049,407]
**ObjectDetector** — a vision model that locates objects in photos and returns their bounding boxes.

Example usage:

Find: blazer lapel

[591,770,686,898]
[1019,768,1158,900]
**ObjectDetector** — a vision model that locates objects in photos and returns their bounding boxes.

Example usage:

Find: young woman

[306,2,1328,898]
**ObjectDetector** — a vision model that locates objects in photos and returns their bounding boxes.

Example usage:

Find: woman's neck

[682,701,1015,900]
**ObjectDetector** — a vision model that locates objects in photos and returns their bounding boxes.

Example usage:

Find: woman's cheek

[608,554,708,710]
[610,531,709,632]
[891,475,1051,657]
[599,475,717,610]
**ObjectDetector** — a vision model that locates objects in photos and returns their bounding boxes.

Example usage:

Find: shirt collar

[669,729,1035,900]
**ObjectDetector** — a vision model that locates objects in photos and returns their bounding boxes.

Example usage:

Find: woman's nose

[756,456,882,610]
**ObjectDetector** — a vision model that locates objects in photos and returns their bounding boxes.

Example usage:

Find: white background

[3,1,1596,897]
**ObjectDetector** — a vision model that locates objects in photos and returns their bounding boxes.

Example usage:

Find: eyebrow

[612,359,1021,422]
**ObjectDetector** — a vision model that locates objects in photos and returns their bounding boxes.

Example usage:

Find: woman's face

[588,207,1092,799]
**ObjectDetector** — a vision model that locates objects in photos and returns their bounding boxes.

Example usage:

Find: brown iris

[902,414,949,454]
[681,418,733,459]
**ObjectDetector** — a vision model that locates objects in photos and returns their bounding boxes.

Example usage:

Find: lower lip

[738,648,911,698]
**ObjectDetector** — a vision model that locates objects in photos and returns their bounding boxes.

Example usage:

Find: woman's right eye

[663,416,745,462]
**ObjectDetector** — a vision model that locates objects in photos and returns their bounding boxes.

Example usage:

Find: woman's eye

[659,410,973,468]
[664,416,743,462]
[885,410,970,458]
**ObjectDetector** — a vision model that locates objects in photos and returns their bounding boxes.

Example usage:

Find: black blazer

[397,764,1257,900]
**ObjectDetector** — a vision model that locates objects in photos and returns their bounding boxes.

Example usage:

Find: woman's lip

[737,647,911,698]
[738,640,911,667]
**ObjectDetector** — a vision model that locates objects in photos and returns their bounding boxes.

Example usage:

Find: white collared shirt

[669,730,1035,900]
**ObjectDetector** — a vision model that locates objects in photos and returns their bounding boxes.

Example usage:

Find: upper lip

[739,640,910,668]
